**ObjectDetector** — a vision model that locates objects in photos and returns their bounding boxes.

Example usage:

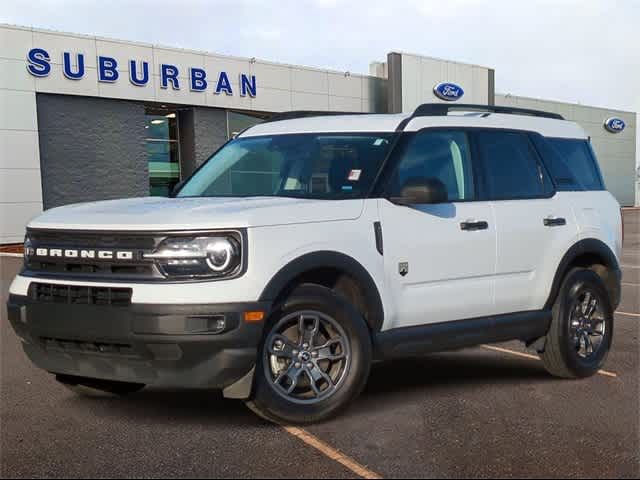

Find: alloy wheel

[569,289,607,359]
[263,310,351,405]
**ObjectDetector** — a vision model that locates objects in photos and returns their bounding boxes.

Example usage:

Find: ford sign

[604,117,626,134]
[434,82,464,102]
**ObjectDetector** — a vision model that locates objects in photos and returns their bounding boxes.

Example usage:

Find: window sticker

[341,185,354,191]
[348,169,362,181]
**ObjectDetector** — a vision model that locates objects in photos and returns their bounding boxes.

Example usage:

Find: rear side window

[542,138,605,191]
[475,131,549,200]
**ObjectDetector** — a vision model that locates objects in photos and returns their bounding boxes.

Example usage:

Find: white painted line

[283,426,382,479]
[481,344,539,361]
[621,282,639,287]
[621,265,640,269]
[0,252,22,258]
[616,311,640,318]
[480,344,618,378]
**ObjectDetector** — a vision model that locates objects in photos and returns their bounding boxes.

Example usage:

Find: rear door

[532,135,622,258]
[474,130,578,314]
[379,129,497,329]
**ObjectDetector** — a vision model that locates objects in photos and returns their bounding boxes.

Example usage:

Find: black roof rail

[265,110,367,123]
[411,103,564,120]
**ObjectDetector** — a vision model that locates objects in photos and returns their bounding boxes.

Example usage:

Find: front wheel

[540,268,614,378]
[247,284,372,424]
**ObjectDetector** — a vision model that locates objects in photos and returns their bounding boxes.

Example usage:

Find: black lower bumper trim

[7,294,270,389]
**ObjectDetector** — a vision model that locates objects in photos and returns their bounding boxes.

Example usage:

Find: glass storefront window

[146,109,180,196]
[227,110,265,138]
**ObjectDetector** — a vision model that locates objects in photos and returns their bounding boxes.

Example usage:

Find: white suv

[7,104,623,424]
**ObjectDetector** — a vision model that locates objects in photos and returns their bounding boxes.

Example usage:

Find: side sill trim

[374,310,551,359]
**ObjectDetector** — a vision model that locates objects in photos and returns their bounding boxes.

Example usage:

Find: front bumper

[7,294,269,389]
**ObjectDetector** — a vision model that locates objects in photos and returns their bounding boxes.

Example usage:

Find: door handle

[543,217,566,227]
[460,220,489,231]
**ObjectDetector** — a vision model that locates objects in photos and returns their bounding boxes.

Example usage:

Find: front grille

[40,337,138,357]
[24,229,164,281]
[28,261,155,277]
[29,282,133,306]
[27,231,157,249]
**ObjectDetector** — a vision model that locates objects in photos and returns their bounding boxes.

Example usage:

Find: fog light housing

[186,315,227,334]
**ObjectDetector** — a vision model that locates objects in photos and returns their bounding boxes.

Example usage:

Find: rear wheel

[55,374,145,397]
[247,284,372,424]
[540,268,614,378]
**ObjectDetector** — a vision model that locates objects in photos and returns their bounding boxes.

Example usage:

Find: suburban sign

[26,47,257,97]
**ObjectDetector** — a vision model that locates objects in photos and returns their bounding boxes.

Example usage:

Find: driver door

[379,129,497,330]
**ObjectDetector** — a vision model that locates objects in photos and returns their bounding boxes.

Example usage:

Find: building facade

[0,24,636,244]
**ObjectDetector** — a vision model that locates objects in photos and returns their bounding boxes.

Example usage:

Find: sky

[2,0,639,168]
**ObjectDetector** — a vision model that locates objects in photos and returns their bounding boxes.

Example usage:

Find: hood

[28,196,365,231]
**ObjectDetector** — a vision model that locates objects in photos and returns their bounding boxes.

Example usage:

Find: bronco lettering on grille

[26,247,135,261]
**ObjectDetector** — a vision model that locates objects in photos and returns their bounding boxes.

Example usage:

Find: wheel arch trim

[259,250,385,332]
[544,238,621,310]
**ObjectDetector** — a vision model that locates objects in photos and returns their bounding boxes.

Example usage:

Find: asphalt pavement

[1,210,638,478]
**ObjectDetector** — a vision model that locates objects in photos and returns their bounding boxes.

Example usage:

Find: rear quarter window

[536,137,605,191]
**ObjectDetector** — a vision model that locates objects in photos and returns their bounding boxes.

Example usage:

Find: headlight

[24,234,34,262]
[145,234,242,279]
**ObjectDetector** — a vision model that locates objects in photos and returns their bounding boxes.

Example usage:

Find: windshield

[177,133,394,199]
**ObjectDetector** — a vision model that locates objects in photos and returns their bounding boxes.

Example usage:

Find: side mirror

[392,177,448,205]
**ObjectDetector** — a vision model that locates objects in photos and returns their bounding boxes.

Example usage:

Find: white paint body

[10,112,622,333]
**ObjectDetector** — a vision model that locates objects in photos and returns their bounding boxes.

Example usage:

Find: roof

[241,114,409,137]
[240,109,588,140]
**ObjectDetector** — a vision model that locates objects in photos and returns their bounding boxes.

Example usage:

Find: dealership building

[0,23,637,244]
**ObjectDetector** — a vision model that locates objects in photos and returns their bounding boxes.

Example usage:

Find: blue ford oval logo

[434,82,464,102]
[604,117,625,133]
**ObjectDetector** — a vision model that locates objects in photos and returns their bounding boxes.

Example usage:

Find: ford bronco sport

[7,104,623,424]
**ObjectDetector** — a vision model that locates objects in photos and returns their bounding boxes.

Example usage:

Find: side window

[392,130,475,201]
[475,131,547,200]
[544,138,605,191]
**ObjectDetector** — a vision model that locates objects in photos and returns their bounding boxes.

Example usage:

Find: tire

[55,374,145,397]
[540,268,614,378]
[247,284,372,424]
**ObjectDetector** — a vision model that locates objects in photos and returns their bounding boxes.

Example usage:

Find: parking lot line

[616,311,640,317]
[282,426,383,479]
[0,252,22,258]
[480,345,618,378]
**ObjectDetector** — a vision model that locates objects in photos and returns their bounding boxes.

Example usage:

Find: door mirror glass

[395,177,448,205]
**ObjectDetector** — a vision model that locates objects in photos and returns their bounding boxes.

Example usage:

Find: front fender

[259,250,385,332]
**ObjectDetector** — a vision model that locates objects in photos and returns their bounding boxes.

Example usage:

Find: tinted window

[392,130,475,201]
[545,138,604,191]
[476,131,546,200]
